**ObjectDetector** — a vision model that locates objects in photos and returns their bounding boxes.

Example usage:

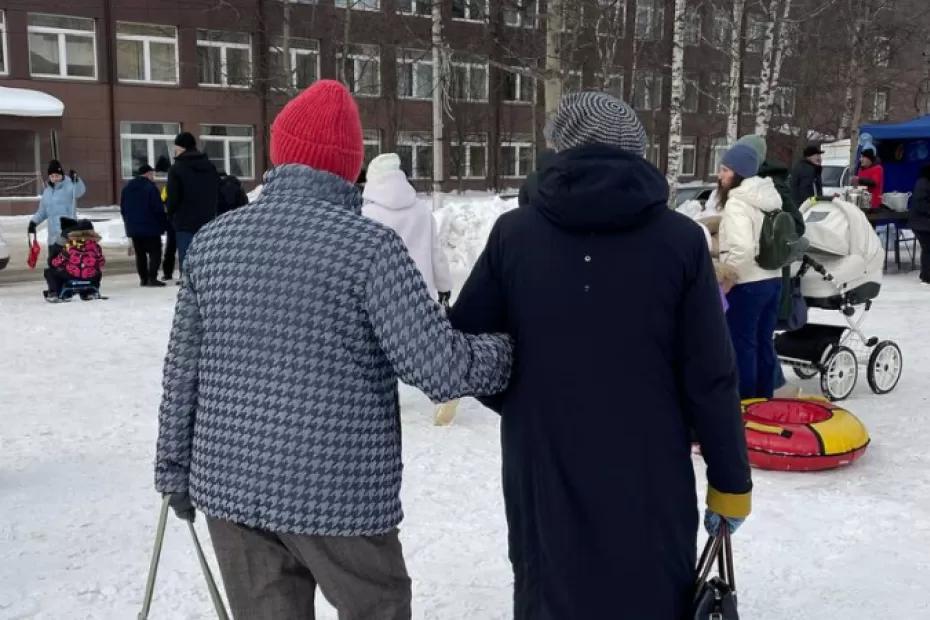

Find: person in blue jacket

[448,92,752,620]
[28,160,86,247]
[121,164,169,287]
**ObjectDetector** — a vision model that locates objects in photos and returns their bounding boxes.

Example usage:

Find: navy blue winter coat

[120,176,168,238]
[449,144,752,620]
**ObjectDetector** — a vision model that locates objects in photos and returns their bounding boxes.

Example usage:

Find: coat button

[584,255,592,262]
[584,285,590,292]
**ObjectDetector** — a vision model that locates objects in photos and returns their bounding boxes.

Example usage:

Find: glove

[704,510,744,536]
[166,491,196,522]
[27,221,37,235]
[438,291,451,308]
[69,170,78,182]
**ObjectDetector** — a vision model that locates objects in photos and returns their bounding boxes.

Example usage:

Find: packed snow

[0,86,65,118]
[1,199,929,619]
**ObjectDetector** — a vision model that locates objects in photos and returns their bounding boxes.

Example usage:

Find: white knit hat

[545,91,647,157]
[366,153,402,182]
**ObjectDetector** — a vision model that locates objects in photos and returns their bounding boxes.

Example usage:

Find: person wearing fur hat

[448,91,752,619]
[154,80,512,619]
[717,143,785,399]
[28,160,86,248]
[165,132,219,271]
[362,153,452,302]
[43,217,105,302]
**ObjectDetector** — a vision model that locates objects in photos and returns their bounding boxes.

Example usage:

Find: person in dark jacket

[448,92,752,620]
[910,165,930,284]
[166,132,220,270]
[155,81,513,619]
[121,165,169,287]
[517,149,555,208]
[217,173,250,216]
[790,144,825,207]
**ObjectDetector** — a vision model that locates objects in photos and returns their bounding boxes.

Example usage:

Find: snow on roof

[0,86,64,117]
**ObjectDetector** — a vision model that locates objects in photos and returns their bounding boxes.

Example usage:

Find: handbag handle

[695,526,737,593]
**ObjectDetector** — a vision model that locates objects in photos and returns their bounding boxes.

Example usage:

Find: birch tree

[666,0,687,202]
[544,0,564,117]
[726,0,747,143]
[754,0,794,136]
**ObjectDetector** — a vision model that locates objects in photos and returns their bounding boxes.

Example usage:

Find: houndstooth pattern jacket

[155,164,512,536]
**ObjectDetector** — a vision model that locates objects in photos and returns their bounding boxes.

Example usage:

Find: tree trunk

[340,1,353,83]
[754,0,778,136]
[666,0,687,204]
[726,0,747,144]
[545,0,563,117]
[757,0,793,137]
[282,0,292,94]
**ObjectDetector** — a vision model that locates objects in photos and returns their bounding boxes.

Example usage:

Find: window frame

[269,39,321,91]
[871,89,889,121]
[199,124,256,180]
[595,71,625,98]
[337,44,382,97]
[452,0,488,22]
[396,49,433,100]
[119,121,181,180]
[398,0,432,17]
[708,137,729,178]
[634,0,664,42]
[0,11,9,76]
[742,81,760,116]
[451,138,488,180]
[363,129,382,168]
[116,22,179,85]
[450,57,489,102]
[396,132,433,180]
[633,70,663,111]
[683,8,701,47]
[502,68,535,104]
[27,13,98,81]
[774,85,796,117]
[335,0,382,11]
[564,69,583,93]
[499,141,534,178]
[682,76,699,113]
[503,0,538,29]
[680,138,697,177]
[197,30,253,89]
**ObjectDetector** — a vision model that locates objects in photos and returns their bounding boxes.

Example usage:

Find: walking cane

[187,521,231,620]
[138,496,171,620]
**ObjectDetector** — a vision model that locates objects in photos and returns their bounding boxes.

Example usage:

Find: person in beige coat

[716,143,784,399]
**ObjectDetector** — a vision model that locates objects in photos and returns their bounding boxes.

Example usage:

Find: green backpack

[756,210,809,270]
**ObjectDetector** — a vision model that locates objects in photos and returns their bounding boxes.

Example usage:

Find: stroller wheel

[820,346,858,401]
[867,341,903,394]
[793,366,819,380]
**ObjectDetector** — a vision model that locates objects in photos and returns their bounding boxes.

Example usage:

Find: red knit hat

[270,80,364,183]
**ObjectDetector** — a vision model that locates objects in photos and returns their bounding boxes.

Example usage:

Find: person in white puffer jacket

[363,153,452,302]
[717,143,784,400]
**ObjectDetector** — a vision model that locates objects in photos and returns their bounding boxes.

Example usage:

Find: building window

[338,44,381,96]
[397,132,433,180]
[397,49,433,100]
[398,1,431,16]
[633,71,662,111]
[201,125,255,179]
[451,137,488,180]
[564,70,583,93]
[595,0,627,32]
[0,11,8,75]
[452,0,487,21]
[774,85,796,117]
[197,30,252,88]
[741,82,760,116]
[682,76,699,113]
[500,140,534,178]
[503,69,534,104]
[335,0,381,10]
[504,1,537,28]
[711,73,729,114]
[116,23,178,85]
[683,8,701,46]
[680,138,696,177]
[596,72,624,98]
[120,122,180,179]
[451,55,488,102]
[712,9,731,47]
[363,130,381,168]
[634,0,664,42]
[27,14,97,80]
[709,137,729,177]
[745,14,766,53]
[269,38,320,90]
[871,89,889,121]
[646,141,662,167]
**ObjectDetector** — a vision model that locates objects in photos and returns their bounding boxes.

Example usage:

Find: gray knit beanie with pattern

[544,91,647,157]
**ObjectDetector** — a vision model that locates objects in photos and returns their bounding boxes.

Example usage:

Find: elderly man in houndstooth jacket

[154,81,512,619]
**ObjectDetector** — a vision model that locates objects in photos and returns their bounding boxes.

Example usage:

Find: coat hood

[531,144,669,233]
[362,169,417,211]
[727,176,783,213]
[759,158,788,178]
[175,150,216,173]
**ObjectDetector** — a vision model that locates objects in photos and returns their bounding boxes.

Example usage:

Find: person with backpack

[718,143,787,399]
[217,173,250,216]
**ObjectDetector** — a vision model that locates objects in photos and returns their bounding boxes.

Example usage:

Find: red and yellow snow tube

[742,398,870,471]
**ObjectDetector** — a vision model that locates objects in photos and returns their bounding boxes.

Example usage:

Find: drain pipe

[103,0,118,205]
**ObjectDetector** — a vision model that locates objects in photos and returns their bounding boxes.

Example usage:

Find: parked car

[674,183,715,208]
[822,160,850,197]
[0,227,9,270]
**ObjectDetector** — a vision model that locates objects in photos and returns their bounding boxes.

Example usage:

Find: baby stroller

[775,197,903,401]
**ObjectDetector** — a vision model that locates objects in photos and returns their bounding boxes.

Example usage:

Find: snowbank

[434,194,517,282]
[0,86,64,117]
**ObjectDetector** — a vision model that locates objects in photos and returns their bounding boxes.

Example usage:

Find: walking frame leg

[188,521,231,620]
[138,496,171,620]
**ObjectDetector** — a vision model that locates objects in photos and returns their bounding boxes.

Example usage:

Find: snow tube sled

[742,398,870,471]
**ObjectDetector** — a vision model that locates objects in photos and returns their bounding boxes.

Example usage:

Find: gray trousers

[206,518,412,620]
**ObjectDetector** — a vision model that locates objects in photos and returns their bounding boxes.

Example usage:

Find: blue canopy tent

[860,115,930,194]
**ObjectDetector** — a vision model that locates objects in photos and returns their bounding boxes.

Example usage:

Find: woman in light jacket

[362,153,452,302]
[28,160,87,247]
[717,143,784,399]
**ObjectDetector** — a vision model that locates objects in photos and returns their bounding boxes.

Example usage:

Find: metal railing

[0,172,43,199]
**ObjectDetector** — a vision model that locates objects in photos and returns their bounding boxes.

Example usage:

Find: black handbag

[693,528,739,620]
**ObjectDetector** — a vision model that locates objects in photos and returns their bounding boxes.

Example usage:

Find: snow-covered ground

[1,213,930,618]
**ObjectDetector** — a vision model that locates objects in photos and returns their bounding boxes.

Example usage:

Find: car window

[822,165,847,187]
